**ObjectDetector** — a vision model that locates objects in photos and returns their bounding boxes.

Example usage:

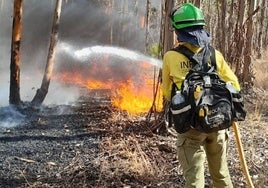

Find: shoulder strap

[171,82,178,99]
[171,45,217,70]
[208,45,216,70]
[172,45,199,65]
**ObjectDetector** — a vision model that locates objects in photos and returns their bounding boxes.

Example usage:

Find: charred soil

[0,89,267,188]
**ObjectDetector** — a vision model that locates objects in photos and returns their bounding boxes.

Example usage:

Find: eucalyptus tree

[10,0,23,105]
[31,0,63,106]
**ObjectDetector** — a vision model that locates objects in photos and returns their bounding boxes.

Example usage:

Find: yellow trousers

[176,129,233,188]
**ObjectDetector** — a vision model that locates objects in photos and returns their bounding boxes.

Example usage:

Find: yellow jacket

[162,43,241,100]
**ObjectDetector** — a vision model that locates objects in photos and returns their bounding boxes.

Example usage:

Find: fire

[111,79,162,115]
[54,61,163,115]
[85,79,112,89]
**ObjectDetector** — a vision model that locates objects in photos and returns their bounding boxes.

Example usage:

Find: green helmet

[171,3,205,30]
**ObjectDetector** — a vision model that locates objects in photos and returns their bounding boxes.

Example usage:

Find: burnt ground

[0,89,267,188]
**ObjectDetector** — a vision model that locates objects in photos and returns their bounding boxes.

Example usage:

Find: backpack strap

[208,45,216,70]
[171,45,217,70]
[171,82,178,96]
[172,45,199,66]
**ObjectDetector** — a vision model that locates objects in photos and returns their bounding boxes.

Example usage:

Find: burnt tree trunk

[31,0,62,106]
[9,0,23,105]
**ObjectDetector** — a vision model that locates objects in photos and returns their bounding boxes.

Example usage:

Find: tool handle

[232,122,255,188]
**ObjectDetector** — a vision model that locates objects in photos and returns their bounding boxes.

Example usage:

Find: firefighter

[161,3,241,188]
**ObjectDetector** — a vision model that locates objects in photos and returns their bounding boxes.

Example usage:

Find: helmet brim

[173,20,205,30]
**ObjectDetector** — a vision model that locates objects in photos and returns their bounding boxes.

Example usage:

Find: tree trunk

[226,0,234,61]
[220,0,227,57]
[9,0,23,105]
[215,1,221,49]
[242,0,256,88]
[264,19,268,48]
[145,0,151,52]
[161,0,174,55]
[194,0,201,8]
[205,0,211,34]
[31,0,62,106]
[256,0,266,58]
[108,0,114,44]
[234,1,246,77]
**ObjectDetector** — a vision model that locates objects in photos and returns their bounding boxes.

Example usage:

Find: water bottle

[172,91,185,105]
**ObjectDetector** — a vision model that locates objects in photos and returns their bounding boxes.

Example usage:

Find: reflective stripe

[171,105,191,115]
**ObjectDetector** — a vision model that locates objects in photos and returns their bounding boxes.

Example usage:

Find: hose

[232,122,255,188]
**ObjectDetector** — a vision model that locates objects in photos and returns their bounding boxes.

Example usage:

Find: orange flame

[54,62,162,115]
[111,79,162,114]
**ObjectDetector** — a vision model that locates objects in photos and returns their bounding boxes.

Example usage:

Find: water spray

[58,42,162,68]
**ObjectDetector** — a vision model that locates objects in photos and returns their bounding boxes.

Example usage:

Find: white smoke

[0,106,25,128]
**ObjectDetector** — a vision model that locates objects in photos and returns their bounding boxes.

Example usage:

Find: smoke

[0,106,25,128]
[0,0,161,126]
[55,42,162,84]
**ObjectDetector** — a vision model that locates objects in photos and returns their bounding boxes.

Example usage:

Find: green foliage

[148,43,162,58]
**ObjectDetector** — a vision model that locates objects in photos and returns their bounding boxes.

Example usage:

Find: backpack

[170,45,246,133]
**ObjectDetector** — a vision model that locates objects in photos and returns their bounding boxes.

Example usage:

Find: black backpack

[170,45,246,133]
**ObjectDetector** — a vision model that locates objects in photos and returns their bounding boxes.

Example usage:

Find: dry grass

[254,49,268,89]
[234,114,268,187]
[97,134,169,187]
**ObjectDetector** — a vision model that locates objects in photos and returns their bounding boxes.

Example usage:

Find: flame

[111,79,162,114]
[54,62,163,115]
[85,79,112,89]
